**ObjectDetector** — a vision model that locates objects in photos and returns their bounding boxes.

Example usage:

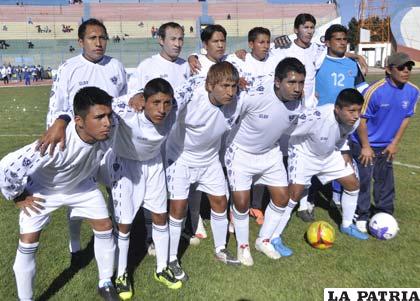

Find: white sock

[298,188,309,211]
[93,229,115,281]
[169,216,183,262]
[210,209,227,252]
[341,189,359,227]
[271,199,297,239]
[152,223,169,273]
[114,230,130,277]
[68,215,82,253]
[13,241,39,300]
[232,205,249,246]
[259,201,285,240]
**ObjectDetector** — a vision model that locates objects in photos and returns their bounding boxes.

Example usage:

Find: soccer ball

[306,221,336,249]
[369,213,399,240]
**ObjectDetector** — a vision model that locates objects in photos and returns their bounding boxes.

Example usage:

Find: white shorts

[224,144,288,191]
[288,148,355,186]
[166,159,227,200]
[100,151,167,224]
[19,187,109,234]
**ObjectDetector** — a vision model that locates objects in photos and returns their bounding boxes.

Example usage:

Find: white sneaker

[195,216,208,239]
[356,220,368,233]
[237,244,254,266]
[255,238,281,260]
[147,242,156,256]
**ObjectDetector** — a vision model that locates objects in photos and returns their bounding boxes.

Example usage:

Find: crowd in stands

[1,64,52,85]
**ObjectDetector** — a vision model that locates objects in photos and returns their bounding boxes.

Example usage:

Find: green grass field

[1,75,420,301]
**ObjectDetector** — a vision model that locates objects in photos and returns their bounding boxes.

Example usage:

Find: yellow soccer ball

[306,221,336,249]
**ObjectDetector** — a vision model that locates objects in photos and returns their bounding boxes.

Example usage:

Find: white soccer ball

[369,213,399,240]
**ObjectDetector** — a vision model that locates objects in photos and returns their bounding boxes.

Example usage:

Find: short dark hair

[143,78,174,101]
[73,87,113,118]
[335,88,364,108]
[206,61,239,88]
[275,57,306,81]
[325,24,347,41]
[248,27,271,42]
[157,22,183,40]
[201,24,227,43]
[78,18,108,40]
[294,13,316,29]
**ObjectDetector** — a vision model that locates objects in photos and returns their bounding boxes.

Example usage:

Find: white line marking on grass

[0,134,40,137]
[394,161,420,170]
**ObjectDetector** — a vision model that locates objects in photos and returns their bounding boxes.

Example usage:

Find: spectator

[1,65,8,84]
[227,13,231,20]
[69,45,75,53]
[27,41,34,49]
[27,17,33,24]
[189,25,194,33]
[3,24,8,31]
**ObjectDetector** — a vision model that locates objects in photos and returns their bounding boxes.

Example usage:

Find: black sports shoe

[98,281,119,301]
[168,259,189,281]
[215,248,241,265]
[297,209,315,222]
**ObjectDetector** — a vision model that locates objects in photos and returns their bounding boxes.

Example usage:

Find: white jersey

[227,78,303,154]
[166,82,241,168]
[46,54,127,127]
[127,53,190,95]
[270,42,326,108]
[289,104,359,158]
[112,76,201,162]
[227,52,277,80]
[0,121,113,200]
[195,54,228,77]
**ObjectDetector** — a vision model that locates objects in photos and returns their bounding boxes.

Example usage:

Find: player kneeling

[288,88,369,240]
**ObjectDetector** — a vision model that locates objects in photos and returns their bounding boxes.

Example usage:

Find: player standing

[166,62,241,281]
[351,53,419,232]
[225,58,306,265]
[40,18,127,261]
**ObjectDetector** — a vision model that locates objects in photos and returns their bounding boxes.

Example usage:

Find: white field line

[0,134,40,137]
[394,161,420,170]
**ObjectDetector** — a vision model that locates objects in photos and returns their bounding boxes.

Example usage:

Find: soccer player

[315,24,368,106]
[227,27,275,80]
[188,24,228,76]
[351,53,419,233]
[126,21,190,257]
[271,13,326,109]
[0,87,120,301]
[101,78,200,295]
[40,18,127,260]
[314,24,368,211]
[225,57,306,265]
[287,88,369,240]
[166,62,241,281]
[127,22,189,96]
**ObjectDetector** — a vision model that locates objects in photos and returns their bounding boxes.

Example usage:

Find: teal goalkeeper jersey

[315,55,367,106]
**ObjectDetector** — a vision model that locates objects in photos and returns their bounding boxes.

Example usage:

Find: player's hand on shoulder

[235,49,247,61]
[238,77,248,91]
[129,93,145,112]
[14,191,45,217]
[359,146,375,167]
[274,35,292,49]
[188,55,201,75]
[36,118,68,156]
